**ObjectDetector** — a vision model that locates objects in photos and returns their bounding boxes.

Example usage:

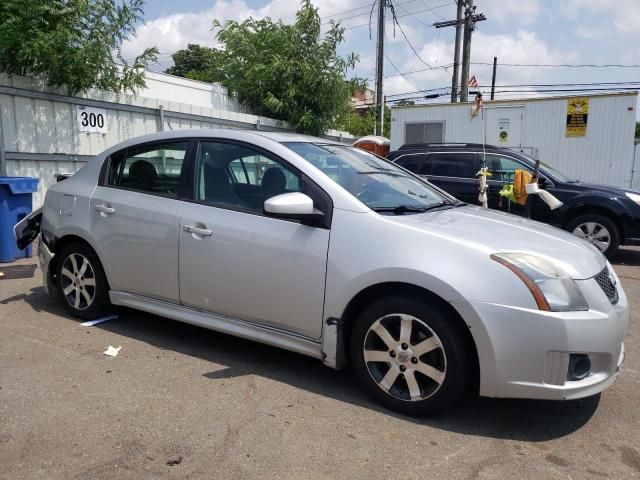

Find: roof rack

[398,143,501,150]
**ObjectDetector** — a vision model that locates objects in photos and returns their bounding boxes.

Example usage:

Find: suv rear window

[394,153,426,174]
[429,152,477,178]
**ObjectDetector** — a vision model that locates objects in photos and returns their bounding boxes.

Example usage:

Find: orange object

[513,169,533,206]
[352,136,390,157]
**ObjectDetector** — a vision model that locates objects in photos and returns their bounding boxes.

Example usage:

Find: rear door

[427,152,480,204]
[89,140,192,303]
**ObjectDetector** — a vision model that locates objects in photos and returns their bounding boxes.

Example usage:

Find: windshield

[284,142,454,212]
[518,152,573,182]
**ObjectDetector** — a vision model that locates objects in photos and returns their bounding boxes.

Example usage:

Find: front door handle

[183,224,213,237]
[94,204,115,215]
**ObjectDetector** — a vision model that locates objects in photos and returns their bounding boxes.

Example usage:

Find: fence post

[158,104,165,132]
[0,109,6,176]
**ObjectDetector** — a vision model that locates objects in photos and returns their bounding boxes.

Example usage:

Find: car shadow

[3,286,600,441]
[611,247,640,267]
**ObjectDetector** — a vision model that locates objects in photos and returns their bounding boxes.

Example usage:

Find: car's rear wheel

[56,242,110,319]
[350,295,471,416]
[566,213,619,258]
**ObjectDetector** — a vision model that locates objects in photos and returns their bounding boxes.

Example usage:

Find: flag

[469,75,478,88]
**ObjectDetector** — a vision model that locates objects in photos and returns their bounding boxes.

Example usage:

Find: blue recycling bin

[0,176,39,263]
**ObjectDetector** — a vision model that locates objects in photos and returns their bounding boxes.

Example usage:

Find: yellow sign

[566,97,589,137]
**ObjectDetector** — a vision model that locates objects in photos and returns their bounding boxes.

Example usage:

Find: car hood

[386,205,606,280]
[561,180,639,197]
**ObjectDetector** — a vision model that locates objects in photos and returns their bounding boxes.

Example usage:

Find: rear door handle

[94,204,115,215]
[183,225,213,237]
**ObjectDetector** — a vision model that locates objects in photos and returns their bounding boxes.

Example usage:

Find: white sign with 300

[76,106,107,133]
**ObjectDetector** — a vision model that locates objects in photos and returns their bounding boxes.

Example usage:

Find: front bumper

[452,273,628,401]
[37,236,55,296]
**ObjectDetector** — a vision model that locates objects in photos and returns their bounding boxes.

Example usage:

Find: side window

[107,141,189,196]
[405,122,444,144]
[394,154,424,174]
[430,153,477,178]
[196,141,302,213]
[485,154,531,182]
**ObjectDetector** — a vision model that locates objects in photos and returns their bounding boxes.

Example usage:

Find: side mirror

[264,192,324,223]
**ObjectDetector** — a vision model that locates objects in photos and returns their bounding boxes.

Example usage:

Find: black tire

[56,242,111,320]
[565,213,620,258]
[350,295,472,416]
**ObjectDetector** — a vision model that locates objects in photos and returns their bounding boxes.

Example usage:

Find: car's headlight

[625,192,640,206]
[491,253,588,312]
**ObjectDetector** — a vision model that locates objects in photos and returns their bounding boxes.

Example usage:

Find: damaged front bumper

[37,236,55,296]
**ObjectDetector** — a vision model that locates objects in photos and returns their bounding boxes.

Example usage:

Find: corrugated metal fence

[633,143,640,190]
[0,72,355,206]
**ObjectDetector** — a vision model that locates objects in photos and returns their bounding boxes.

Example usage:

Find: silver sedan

[15,129,628,415]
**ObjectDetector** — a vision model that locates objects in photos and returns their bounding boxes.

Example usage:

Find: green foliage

[0,0,158,95]
[165,44,220,82]
[636,122,640,139]
[337,107,391,138]
[168,0,357,135]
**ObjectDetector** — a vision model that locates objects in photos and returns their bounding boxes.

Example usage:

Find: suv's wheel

[56,242,110,319]
[350,295,471,416]
[566,213,619,258]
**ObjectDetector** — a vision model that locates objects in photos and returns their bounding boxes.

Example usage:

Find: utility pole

[460,1,486,102]
[490,56,497,100]
[434,1,484,102]
[451,1,463,103]
[374,0,386,135]
[460,0,473,102]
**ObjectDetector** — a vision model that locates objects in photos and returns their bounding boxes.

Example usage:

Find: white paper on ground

[103,345,122,357]
[81,315,118,327]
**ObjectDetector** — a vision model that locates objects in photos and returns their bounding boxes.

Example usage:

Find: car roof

[98,129,345,159]
[254,131,343,145]
[397,143,502,151]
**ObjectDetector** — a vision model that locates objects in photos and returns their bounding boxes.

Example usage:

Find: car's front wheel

[566,213,619,258]
[350,295,472,416]
[56,242,110,319]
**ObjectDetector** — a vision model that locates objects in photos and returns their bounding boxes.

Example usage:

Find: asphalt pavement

[1,248,639,479]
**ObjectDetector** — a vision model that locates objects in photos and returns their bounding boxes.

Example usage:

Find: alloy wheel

[363,314,447,402]
[60,253,96,311]
[572,222,611,253]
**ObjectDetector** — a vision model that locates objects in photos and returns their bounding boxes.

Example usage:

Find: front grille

[594,268,618,304]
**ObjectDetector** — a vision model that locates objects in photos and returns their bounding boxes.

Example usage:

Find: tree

[165,44,220,81]
[169,1,357,135]
[338,107,391,138]
[636,122,639,139]
[0,0,158,95]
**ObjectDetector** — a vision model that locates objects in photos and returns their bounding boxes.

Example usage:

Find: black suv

[387,143,640,257]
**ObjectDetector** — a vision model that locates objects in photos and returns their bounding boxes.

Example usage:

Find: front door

[90,140,191,303]
[179,140,330,339]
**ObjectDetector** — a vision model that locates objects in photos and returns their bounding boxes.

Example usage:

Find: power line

[471,62,640,68]
[342,1,455,30]
[384,63,454,78]
[322,1,375,20]
[322,0,419,25]
[385,54,421,90]
[386,81,640,97]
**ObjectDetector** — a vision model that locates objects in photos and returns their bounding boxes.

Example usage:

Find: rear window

[429,152,477,178]
[394,153,426,174]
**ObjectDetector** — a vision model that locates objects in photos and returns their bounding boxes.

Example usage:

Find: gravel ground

[0,247,639,480]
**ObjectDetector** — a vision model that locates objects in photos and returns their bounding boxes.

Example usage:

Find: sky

[121,0,640,111]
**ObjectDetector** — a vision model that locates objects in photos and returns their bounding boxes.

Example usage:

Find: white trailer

[390,92,638,188]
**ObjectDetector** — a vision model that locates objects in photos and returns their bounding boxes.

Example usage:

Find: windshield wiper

[372,202,452,214]
[356,170,411,177]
